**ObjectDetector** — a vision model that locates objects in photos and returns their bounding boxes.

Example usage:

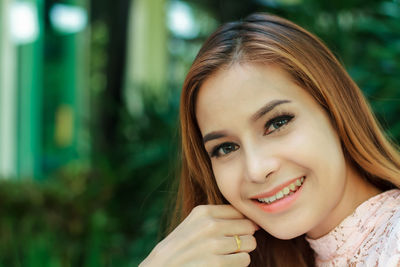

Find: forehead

[195,63,311,131]
[197,63,301,106]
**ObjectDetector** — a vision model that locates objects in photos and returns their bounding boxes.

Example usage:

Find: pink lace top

[306,189,400,267]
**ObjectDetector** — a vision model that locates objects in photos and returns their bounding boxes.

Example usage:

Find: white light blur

[10,2,39,44]
[50,4,88,34]
[167,1,199,39]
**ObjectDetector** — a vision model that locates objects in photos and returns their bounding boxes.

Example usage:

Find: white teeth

[282,187,290,195]
[257,176,306,204]
[289,183,296,191]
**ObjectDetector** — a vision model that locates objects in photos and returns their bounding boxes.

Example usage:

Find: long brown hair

[173,13,400,266]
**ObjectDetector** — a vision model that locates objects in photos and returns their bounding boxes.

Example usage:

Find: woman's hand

[139,205,258,267]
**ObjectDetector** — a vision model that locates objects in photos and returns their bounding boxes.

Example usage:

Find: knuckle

[204,217,219,232]
[193,205,210,216]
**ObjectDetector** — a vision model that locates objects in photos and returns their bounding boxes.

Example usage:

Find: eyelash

[210,113,295,158]
[264,113,294,135]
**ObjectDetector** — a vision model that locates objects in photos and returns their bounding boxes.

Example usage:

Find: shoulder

[376,189,400,265]
[351,189,400,266]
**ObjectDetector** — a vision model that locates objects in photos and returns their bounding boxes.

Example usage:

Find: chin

[260,224,307,240]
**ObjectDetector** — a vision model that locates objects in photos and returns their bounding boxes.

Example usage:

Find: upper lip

[250,176,305,199]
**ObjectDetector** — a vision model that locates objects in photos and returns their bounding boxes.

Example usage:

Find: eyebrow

[202,99,291,144]
[250,99,291,122]
[203,132,227,144]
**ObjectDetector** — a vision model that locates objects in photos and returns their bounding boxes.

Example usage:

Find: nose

[243,145,280,183]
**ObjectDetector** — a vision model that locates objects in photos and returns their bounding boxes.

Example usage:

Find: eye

[264,114,294,135]
[211,142,239,158]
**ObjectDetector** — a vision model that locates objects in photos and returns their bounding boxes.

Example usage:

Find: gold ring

[234,235,241,252]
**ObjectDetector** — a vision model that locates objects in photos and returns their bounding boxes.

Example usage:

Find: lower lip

[253,177,305,213]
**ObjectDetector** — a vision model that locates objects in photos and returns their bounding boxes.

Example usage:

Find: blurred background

[0,0,399,265]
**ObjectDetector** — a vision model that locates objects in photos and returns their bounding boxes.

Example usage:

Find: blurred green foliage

[0,95,179,266]
[0,0,399,266]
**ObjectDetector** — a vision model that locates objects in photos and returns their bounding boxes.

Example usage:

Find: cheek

[290,119,346,185]
[212,163,243,203]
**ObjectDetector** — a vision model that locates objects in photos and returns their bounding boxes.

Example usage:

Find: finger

[217,219,258,236]
[220,252,251,267]
[192,205,246,220]
[211,235,257,255]
[209,205,245,219]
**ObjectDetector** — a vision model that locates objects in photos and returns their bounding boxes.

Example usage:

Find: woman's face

[195,63,371,239]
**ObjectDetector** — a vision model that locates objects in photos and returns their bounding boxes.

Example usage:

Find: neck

[307,165,382,239]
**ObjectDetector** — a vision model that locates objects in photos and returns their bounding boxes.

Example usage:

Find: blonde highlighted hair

[173,13,400,266]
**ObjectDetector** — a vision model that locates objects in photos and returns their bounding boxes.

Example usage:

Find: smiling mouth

[254,176,305,205]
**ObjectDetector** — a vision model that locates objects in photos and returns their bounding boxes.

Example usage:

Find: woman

[140,13,400,266]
